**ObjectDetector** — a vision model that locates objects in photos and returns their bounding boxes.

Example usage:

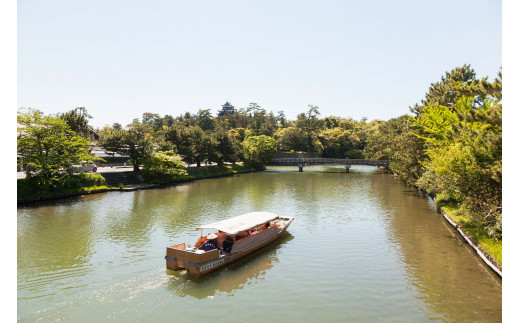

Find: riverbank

[17,164,258,205]
[437,201,502,277]
[386,168,502,277]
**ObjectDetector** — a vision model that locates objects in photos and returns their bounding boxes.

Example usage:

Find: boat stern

[165,243,220,275]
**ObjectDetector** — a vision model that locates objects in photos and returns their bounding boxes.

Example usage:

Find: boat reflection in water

[166,233,294,299]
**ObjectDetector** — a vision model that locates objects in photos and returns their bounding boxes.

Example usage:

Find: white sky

[17,0,502,128]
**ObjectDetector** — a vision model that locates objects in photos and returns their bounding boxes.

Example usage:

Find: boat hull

[166,217,293,276]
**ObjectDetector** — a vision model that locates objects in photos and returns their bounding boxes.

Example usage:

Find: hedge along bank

[17,164,258,205]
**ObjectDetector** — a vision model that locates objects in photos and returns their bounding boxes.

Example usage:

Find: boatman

[196,233,221,252]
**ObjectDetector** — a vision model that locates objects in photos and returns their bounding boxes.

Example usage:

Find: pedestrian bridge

[267,158,389,172]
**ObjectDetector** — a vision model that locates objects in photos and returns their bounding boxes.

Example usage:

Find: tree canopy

[100,122,155,172]
[17,108,96,180]
[364,65,502,240]
[242,135,277,167]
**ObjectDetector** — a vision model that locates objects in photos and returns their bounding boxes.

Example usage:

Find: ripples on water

[17,165,501,322]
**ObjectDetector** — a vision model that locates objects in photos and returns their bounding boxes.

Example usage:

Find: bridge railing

[268,158,389,166]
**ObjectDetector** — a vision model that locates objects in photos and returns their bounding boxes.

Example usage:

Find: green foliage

[365,66,502,242]
[365,65,502,240]
[197,109,216,131]
[318,127,361,158]
[101,122,155,172]
[17,108,97,180]
[142,151,187,177]
[414,96,502,239]
[364,64,502,246]
[242,135,277,167]
[142,112,164,132]
[58,107,93,139]
[275,126,309,152]
[245,103,277,136]
[228,128,246,142]
[164,124,197,164]
[276,111,287,128]
[410,64,477,116]
[295,105,324,133]
[364,115,425,184]
[190,126,211,167]
[344,150,364,159]
[18,173,106,200]
[213,130,242,166]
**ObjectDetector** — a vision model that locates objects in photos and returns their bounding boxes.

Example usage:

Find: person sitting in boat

[194,236,207,248]
[196,233,221,252]
[220,235,233,253]
[258,222,269,231]
[216,231,227,249]
[236,231,249,240]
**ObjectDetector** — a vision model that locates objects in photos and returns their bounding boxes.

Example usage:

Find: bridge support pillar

[298,164,303,172]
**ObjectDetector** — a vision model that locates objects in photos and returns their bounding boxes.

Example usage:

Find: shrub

[17,173,106,200]
[142,151,188,182]
[344,149,364,159]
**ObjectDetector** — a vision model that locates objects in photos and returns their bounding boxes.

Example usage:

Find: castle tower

[218,101,237,116]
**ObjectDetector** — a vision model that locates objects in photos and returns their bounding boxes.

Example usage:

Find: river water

[17,165,502,322]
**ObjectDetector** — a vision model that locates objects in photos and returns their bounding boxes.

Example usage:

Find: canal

[17,165,502,321]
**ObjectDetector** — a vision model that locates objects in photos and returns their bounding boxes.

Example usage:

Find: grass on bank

[436,198,502,266]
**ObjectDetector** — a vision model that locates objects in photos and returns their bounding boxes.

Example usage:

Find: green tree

[142,112,164,132]
[58,107,93,139]
[142,151,187,178]
[228,128,247,142]
[246,102,262,116]
[163,114,176,127]
[242,135,277,167]
[190,126,209,167]
[164,124,197,165]
[324,116,339,129]
[410,64,481,116]
[295,105,323,133]
[318,127,361,158]
[364,115,425,184]
[101,123,154,172]
[245,103,277,136]
[274,126,309,152]
[277,111,287,128]
[414,96,502,238]
[213,130,241,166]
[201,132,220,166]
[17,108,96,180]
[196,109,216,131]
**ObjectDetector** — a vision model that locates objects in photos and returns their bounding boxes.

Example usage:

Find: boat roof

[196,211,280,235]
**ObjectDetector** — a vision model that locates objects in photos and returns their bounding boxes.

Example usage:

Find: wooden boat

[165,211,294,276]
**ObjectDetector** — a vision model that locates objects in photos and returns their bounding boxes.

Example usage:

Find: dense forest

[17,64,502,248]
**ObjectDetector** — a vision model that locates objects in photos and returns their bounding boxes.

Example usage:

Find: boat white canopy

[196,211,280,235]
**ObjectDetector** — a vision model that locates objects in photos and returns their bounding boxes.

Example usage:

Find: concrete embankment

[439,207,502,277]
